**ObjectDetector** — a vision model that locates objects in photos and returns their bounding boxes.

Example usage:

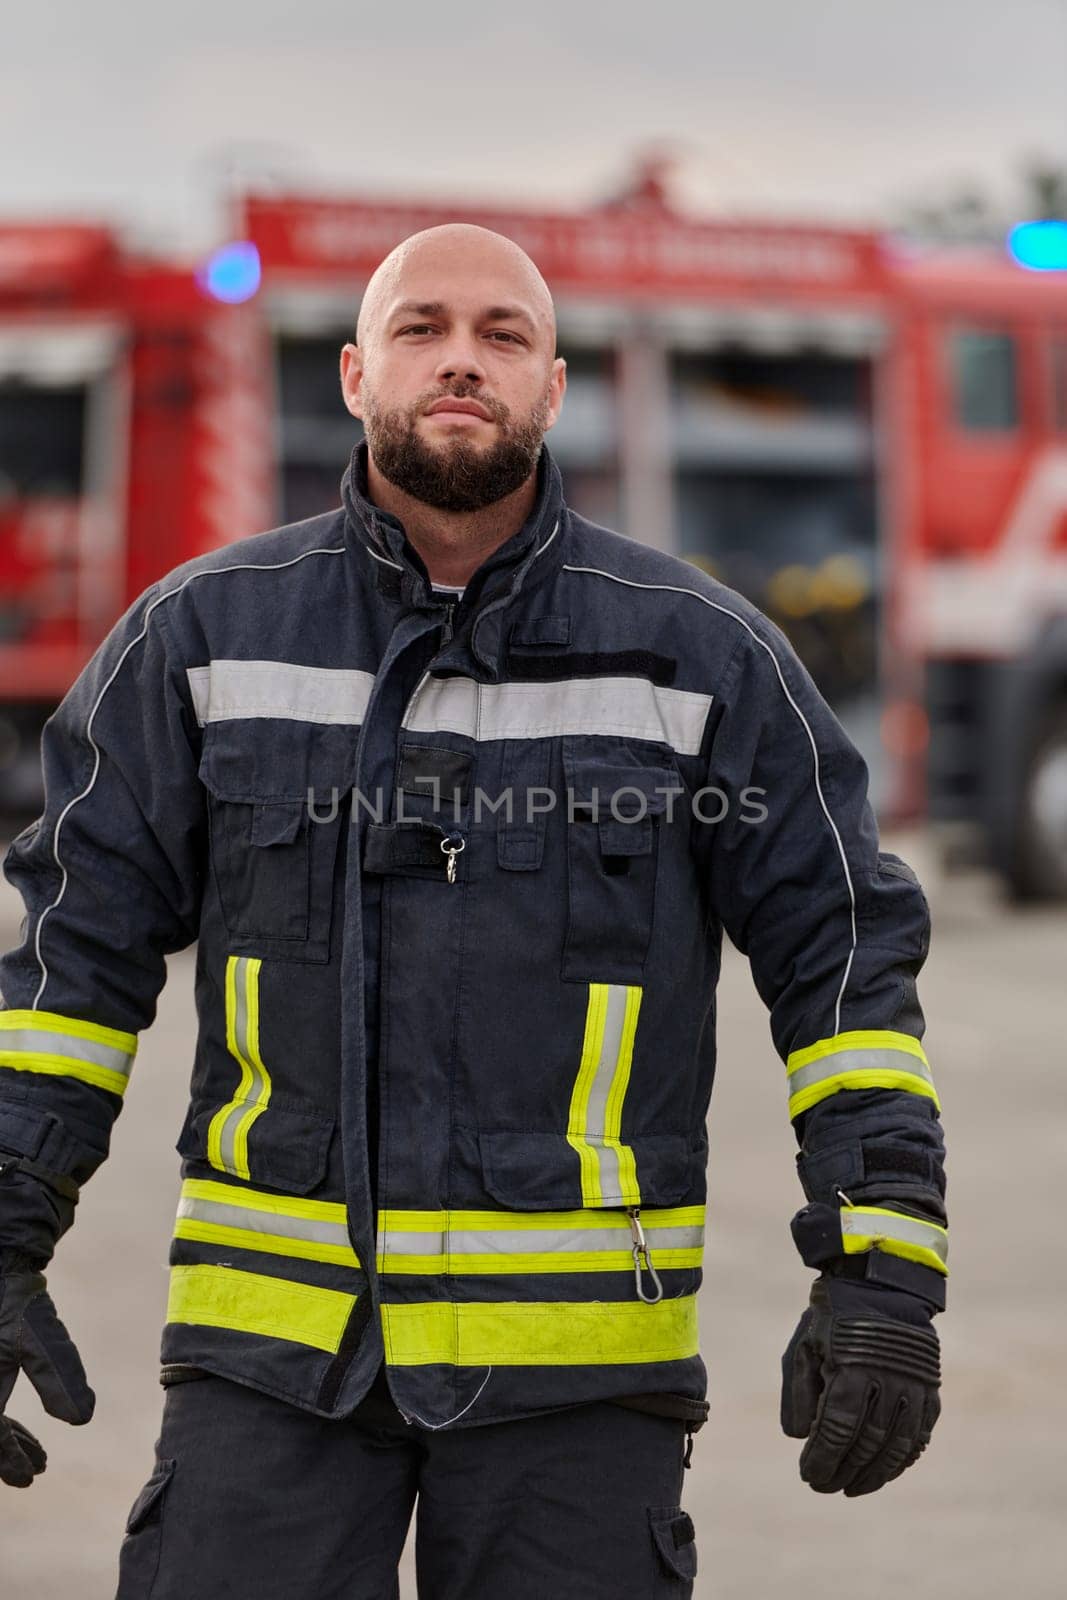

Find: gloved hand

[0,1251,95,1487]
[781,1274,941,1496]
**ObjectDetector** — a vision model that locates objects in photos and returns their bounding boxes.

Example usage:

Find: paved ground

[1,835,1064,1598]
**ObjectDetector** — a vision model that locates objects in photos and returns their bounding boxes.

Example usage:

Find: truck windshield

[0,383,86,501]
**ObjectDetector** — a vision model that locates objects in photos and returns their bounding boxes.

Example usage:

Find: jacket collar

[340,437,568,678]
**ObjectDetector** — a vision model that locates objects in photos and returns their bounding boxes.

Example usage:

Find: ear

[340,344,365,420]
[543,356,567,432]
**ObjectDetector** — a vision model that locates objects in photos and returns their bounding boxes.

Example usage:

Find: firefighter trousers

[114,1366,699,1599]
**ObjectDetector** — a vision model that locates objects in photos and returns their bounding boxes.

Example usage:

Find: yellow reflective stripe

[566,983,643,1207]
[604,985,641,1204]
[567,982,608,1203]
[788,1031,929,1071]
[175,1178,360,1269]
[790,1069,938,1119]
[840,1205,949,1276]
[208,957,272,1179]
[375,1202,705,1275]
[181,1178,348,1224]
[207,959,251,1171]
[0,1008,137,1096]
[381,1295,699,1367]
[166,1264,355,1353]
[375,1248,705,1276]
[376,1206,707,1234]
[0,1009,137,1052]
[0,1052,130,1097]
[786,1030,939,1119]
[231,957,270,1176]
[841,1234,947,1275]
[175,1219,360,1269]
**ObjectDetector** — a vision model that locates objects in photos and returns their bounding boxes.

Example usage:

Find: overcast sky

[6,0,1067,251]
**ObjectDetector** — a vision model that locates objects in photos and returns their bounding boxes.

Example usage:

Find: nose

[433,333,487,388]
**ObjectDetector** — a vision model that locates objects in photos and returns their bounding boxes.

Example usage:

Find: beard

[362,381,550,513]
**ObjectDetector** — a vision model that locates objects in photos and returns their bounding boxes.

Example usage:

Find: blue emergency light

[198,242,262,303]
[1007,220,1067,271]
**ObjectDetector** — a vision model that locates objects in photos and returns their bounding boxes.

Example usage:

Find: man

[0,225,947,1598]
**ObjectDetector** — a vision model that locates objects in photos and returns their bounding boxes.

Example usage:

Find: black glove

[781,1274,941,1496]
[0,1251,95,1487]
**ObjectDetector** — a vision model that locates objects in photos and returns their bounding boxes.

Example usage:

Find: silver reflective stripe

[211,953,271,1184]
[0,1027,133,1080]
[177,1195,353,1253]
[187,660,376,727]
[380,1224,705,1257]
[401,675,713,756]
[584,984,632,1204]
[788,1049,936,1100]
[841,1208,948,1268]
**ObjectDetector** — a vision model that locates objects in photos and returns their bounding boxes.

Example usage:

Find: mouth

[425,398,494,421]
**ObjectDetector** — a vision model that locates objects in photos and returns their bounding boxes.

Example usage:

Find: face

[340,239,566,513]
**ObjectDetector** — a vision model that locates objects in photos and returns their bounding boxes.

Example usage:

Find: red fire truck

[0,222,272,807]
[2,180,1065,897]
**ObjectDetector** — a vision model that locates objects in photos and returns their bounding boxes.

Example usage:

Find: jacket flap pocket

[649,1507,698,1582]
[198,721,353,805]
[176,1095,335,1195]
[250,799,305,848]
[566,761,677,860]
[125,1459,177,1535]
[479,1130,692,1210]
[0,1098,56,1160]
[597,814,652,858]
[565,759,676,816]
[509,614,571,647]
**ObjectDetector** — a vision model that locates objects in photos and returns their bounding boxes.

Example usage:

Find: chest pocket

[561,740,679,985]
[198,721,352,964]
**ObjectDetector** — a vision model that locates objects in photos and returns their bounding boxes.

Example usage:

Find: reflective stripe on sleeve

[786,1030,939,1119]
[376,1205,705,1276]
[566,983,643,1206]
[208,957,271,1180]
[380,1294,700,1367]
[166,1264,356,1353]
[0,1009,136,1096]
[840,1205,948,1275]
[175,1179,360,1269]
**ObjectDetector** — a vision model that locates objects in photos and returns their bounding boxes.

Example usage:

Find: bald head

[356,224,556,356]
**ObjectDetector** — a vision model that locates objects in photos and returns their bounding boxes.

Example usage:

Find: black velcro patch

[397,743,472,803]
[507,649,677,686]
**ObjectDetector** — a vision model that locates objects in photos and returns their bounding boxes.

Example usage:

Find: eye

[487,331,522,344]
[398,324,438,336]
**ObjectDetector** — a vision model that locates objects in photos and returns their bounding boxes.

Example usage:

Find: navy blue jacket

[0,442,947,1427]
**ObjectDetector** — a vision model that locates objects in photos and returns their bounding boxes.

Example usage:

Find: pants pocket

[648,1505,698,1594]
[115,1458,176,1599]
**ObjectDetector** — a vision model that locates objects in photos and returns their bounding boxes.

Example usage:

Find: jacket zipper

[399,598,465,884]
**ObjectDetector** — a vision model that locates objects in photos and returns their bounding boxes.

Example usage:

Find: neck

[365,455,539,588]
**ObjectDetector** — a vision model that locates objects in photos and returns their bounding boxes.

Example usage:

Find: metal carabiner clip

[627,1206,663,1304]
[439,833,466,885]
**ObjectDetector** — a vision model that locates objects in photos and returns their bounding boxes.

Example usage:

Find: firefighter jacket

[0,441,948,1429]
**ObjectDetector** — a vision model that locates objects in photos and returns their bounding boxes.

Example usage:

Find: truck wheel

[1008,700,1067,901]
